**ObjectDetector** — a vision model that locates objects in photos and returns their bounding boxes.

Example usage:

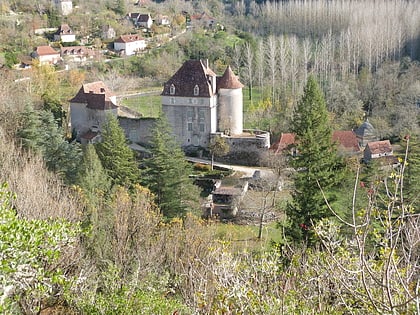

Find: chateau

[162,60,270,164]
[70,60,270,165]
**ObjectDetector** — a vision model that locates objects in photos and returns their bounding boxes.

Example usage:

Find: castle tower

[217,66,244,135]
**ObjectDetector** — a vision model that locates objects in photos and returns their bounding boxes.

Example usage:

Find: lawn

[120,93,162,118]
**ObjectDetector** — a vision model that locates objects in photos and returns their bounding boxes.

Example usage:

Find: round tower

[217,66,244,135]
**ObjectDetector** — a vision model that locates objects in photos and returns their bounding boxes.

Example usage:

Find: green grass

[120,94,162,118]
[210,221,282,252]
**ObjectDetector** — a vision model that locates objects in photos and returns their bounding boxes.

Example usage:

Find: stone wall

[118,117,156,145]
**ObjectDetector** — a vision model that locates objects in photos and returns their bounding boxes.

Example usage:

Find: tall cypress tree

[404,136,420,211]
[95,115,140,188]
[142,114,200,218]
[286,76,344,244]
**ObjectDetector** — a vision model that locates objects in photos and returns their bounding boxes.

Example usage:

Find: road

[186,157,275,179]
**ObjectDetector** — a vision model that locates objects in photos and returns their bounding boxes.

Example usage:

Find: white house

[114,35,146,56]
[155,14,170,26]
[52,0,72,15]
[31,46,61,65]
[54,24,76,43]
[136,14,153,28]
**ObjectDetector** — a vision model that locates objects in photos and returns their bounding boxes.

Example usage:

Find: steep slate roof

[33,46,60,56]
[162,60,216,97]
[217,66,244,89]
[332,130,360,152]
[114,34,144,43]
[366,140,393,155]
[70,81,117,110]
[137,14,151,22]
[55,24,74,35]
[355,119,376,139]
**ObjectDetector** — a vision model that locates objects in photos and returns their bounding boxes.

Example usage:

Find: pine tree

[38,110,82,184]
[286,76,344,244]
[17,104,42,152]
[142,115,200,218]
[76,144,110,200]
[404,136,420,211]
[95,115,140,188]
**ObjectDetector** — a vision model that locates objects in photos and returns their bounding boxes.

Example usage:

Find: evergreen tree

[38,110,82,184]
[404,136,420,211]
[285,76,344,244]
[142,115,200,218]
[76,144,111,202]
[95,115,140,188]
[17,104,42,152]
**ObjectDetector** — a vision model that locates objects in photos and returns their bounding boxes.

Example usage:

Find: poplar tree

[95,115,140,188]
[285,75,344,244]
[142,115,200,218]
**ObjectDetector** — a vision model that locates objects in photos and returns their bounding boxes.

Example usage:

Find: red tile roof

[273,133,296,154]
[332,130,360,152]
[34,46,60,56]
[218,66,244,89]
[114,34,145,43]
[55,24,74,35]
[366,140,393,155]
[70,81,117,110]
[61,46,95,56]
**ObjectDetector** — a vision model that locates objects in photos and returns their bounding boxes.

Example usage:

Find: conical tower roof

[217,66,244,89]
[355,119,375,138]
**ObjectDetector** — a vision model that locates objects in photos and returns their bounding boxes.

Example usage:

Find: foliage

[208,135,229,170]
[18,108,82,184]
[285,76,345,244]
[95,115,140,188]
[0,183,79,314]
[142,114,200,218]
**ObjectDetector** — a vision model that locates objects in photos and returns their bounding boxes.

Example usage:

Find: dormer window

[194,85,199,96]
[170,84,175,95]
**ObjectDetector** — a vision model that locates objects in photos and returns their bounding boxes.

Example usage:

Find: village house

[31,46,61,65]
[134,13,153,29]
[54,24,76,43]
[52,0,72,16]
[273,130,360,156]
[114,34,147,56]
[60,46,95,64]
[102,25,116,40]
[155,14,170,26]
[190,12,216,29]
[363,140,393,162]
[205,179,249,219]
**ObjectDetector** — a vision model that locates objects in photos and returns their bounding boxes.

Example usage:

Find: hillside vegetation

[0,0,419,313]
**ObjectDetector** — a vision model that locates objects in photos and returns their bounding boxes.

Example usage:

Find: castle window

[199,123,205,132]
[187,109,193,121]
[170,97,175,104]
[170,84,175,95]
[188,122,193,131]
[194,85,199,96]
[198,109,205,121]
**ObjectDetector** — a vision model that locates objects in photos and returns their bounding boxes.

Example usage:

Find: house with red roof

[114,34,146,56]
[54,24,76,43]
[69,81,118,143]
[31,46,61,65]
[61,46,95,64]
[363,140,393,162]
[272,130,360,156]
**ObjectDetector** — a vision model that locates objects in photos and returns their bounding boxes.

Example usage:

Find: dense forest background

[0,0,419,314]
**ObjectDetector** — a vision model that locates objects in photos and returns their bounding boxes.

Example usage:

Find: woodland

[0,0,419,314]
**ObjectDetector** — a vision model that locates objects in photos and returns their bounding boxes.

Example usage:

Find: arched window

[194,84,199,96]
[170,84,175,95]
